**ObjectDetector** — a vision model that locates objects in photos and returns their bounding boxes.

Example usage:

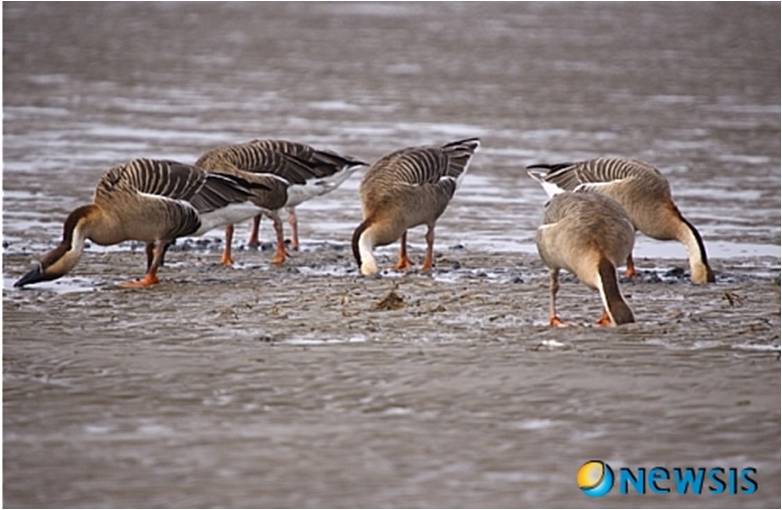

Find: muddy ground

[3,245,780,508]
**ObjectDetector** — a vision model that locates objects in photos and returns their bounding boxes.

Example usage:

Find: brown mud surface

[3,247,780,508]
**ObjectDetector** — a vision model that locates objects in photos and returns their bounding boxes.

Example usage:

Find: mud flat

[3,245,780,507]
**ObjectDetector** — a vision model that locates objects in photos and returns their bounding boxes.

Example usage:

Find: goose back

[360,138,479,228]
[530,158,675,236]
[537,192,635,284]
[196,139,364,184]
[93,159,255,243]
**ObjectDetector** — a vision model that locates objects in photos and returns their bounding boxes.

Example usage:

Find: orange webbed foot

[271,250,287,266]
[549,316,566,328]
[624,267,637,278]
[596,311,612,327]
[394,255,414,271]
[118,274,160,289]
[220,254,235,267]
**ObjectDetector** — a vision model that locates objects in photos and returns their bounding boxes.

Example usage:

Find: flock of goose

[13,137,714,327]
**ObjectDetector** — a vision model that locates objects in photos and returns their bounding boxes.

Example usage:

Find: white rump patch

[527,170,565,198]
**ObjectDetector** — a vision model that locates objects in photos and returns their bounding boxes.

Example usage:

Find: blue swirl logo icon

[577,460,614,497]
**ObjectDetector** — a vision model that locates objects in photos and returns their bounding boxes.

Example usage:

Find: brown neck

[62,205,99,249]
[352,219,371,267]
[597,257,635,325]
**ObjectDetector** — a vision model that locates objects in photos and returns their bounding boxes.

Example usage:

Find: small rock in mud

[374,288,406,311]
[722,291,744,307]
[665,267,686,278]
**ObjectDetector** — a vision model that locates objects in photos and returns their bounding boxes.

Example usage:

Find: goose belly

[284,181,332,207]
[285,169,354,207]
[193,203,267,236]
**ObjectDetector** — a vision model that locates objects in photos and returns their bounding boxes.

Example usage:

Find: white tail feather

[528,170,565,198]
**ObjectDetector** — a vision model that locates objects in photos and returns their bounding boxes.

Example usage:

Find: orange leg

[145,242,155,271]
[421,225,435,272]
[394,231,414,270]
[624,253,637,278]
[548,269,565,327]
[596,310,612,327]
[247,215,261,249]
[271,214,287,265]
[119,241,165,288]
[287,207,300,251]
[221,224,235,266]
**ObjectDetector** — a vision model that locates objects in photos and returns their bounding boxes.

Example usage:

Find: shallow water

[3,2,781,508]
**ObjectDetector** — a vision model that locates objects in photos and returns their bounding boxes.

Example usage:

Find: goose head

[14,205,94,287]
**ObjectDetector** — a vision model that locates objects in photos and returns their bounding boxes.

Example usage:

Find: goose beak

[14,263,44,288]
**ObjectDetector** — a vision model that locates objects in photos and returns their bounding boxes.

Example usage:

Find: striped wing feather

[370,137,480,187]
[529,158,655,191]
[196,139,365,185]
[95,159,256,239]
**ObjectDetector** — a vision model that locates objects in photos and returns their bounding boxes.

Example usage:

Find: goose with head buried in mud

[14,158,291,289]
[195,139,366,266]
[536,191,636,327]
[352,137,480,276]
[527,158,715,284]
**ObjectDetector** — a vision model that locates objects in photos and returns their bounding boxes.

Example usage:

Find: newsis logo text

[577,460,758,497]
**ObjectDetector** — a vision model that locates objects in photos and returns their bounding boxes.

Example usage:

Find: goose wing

[251,139,367,178]
[527,158,653,197]
[96,159,259,212]
[370,137,480,187]
[197,139,366,184]
[95,159,263,238]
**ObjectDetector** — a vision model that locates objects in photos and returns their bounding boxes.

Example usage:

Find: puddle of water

[283,334,368,346]
[3,275,98,294]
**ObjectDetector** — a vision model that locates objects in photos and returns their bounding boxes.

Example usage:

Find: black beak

[14,265,44,288]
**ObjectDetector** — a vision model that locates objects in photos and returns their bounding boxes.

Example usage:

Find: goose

[536,191,636,327]
[352,137,480,276]
[527,158,715,284]
[195,139,366,266]
[14,158,288,289]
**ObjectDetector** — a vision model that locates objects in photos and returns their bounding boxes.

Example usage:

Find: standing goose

[13,159,285,289]
[528,158,715,284]
[352,137,480,276]
[196,139,366,266]
[536,192,636,327]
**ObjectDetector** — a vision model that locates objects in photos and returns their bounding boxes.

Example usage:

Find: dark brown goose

[536,192,636,327]
[528,158,715,284]
[352,138,480,275]
[196,139,366,266]
[14,159,285,289]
